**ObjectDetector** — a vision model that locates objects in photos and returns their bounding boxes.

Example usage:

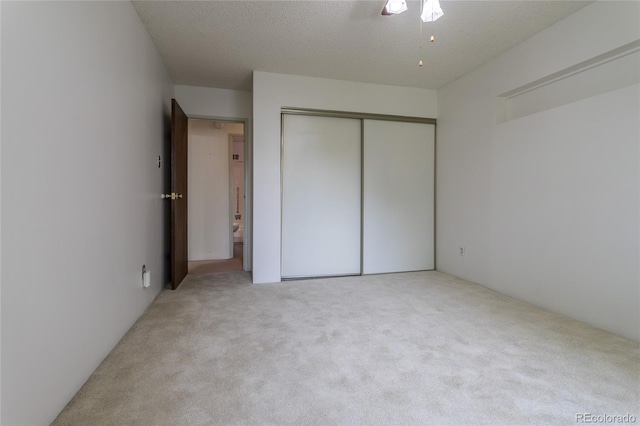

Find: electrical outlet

[459,246,465,256]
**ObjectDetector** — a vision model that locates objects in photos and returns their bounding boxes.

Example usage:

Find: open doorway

[187,119,245,274]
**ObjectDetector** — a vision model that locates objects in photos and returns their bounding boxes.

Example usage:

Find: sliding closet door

[363,120,435,274]
[281,115,361,278]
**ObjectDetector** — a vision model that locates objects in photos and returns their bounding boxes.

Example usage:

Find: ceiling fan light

[382,0,407,15]
[421,0,444,22]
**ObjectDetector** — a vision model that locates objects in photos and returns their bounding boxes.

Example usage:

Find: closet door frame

[280,107,437,279]
[282,108,437,126]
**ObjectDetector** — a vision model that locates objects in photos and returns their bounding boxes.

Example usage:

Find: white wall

[252,72,438,283]
[1,2,173,425]
[188,120,243,260]
[437,2,640,340]
[175,85,252,120]
[175,85,253,270]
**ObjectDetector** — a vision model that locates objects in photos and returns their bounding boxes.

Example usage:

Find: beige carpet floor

[53,271,639,425]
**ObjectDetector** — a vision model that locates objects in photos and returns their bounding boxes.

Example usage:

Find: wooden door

[170,99,188,289]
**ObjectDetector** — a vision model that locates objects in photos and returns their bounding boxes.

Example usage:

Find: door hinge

[161,193,183,200]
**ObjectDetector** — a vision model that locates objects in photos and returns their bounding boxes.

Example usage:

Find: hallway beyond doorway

[188,243,243,274]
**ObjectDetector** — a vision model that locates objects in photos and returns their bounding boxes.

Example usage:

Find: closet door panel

[363,120,435,274]
[281,115,361,278]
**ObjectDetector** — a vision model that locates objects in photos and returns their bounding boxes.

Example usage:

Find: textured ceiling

[132,1,591,91]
